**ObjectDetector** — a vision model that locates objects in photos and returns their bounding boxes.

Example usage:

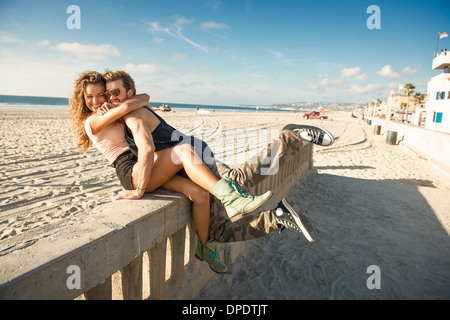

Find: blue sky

[0,0,449,106]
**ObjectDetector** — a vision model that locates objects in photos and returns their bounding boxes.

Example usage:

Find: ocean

[0,94,292,113]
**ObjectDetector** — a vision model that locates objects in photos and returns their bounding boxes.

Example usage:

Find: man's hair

[103,68,136,95]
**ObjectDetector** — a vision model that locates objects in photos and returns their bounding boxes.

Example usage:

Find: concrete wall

[372,118,450,176]
[0,142,313,300]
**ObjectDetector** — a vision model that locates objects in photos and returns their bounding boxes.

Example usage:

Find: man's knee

[174,143,195,159]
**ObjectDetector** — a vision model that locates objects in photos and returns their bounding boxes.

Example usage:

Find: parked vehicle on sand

[303,111,328,120]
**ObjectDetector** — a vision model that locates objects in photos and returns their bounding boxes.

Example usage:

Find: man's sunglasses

[104,88,121,98]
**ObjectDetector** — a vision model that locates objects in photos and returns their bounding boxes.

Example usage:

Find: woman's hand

[114,189,145,200]
[89,99,147,134]
[96,102,117,116]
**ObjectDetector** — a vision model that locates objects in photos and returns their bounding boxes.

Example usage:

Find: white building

[424,49,450,133]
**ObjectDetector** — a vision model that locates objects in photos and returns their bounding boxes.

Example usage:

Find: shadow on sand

[199,172,450,300]
[284,172,450,299]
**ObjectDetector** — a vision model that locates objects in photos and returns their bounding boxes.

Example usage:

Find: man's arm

[114,110,155,200]
[89,98,149,134]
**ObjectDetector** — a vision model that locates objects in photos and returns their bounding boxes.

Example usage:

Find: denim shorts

[112,137,219,191]
[112,150,136,190]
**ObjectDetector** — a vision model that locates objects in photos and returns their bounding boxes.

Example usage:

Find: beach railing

[0,142,313,300]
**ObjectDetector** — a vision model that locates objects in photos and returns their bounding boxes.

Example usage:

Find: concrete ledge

[0,190,192,299]
[0,142,313,300]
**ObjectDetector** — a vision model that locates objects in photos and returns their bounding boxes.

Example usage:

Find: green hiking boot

[195,239,228,274]
[209,177,273,219]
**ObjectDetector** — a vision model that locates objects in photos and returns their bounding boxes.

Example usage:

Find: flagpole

[436,32,440,57]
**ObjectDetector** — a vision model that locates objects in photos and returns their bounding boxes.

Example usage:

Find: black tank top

[124,107,187,156]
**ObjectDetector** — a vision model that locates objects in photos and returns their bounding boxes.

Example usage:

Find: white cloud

[268,49,285,60]
[307,82,320,90]
[0,31,22,43]
[278,59,300,67]
[206,0,222,10]
[173,25,209,53]
[172,53,187,61]
[200,22,230,30]
[146,21,164,33]
[123,63,161,74]
[38,40,50,46]
[340,67,361,78]
[153,37,165,44]
[339,67,366,81]
[377,65,400,79]
[200,21,230,39]
[175,16,194,26]
[308,66,365,91]
[347,83,381,95]
[267,50,304,67]
[307,76,341,91]
[319,77,343,86]
[144,19,210,53]
[187,62,210,72]
[0,48,87,97]
[53,42,119,60]
[388,82,400,90]
[402,65,421,75]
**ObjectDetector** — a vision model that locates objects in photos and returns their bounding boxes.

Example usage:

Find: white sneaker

[283,124,335,146]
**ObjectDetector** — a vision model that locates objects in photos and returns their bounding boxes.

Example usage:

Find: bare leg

[162,175,210,245]
[124,108,220,192]
[128,142,220,195]
[131,147,184,192]
[171,143,219,191]
[128,147,211,245]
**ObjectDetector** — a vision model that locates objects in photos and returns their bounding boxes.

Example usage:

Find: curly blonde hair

[69,71,105,153]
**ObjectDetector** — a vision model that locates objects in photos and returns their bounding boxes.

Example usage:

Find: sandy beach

[1,108,449,299]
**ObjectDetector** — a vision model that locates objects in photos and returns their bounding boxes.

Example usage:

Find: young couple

[69,70,335,273]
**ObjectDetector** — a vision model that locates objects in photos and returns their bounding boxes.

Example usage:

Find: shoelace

[296,129,322,144]
[277,216,300,233]
[208,247,220,261]
[224,177,254,199]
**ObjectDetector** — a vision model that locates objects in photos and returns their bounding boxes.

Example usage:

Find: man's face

[105,79,132,104]
[84,83,107,112]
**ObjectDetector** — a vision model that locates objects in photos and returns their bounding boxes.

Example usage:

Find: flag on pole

[436,33,448,56]
[398,83,405,92]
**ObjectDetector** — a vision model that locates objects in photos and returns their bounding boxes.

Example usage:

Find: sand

[1,108,449,299]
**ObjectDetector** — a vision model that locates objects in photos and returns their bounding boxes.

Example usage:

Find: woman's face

[84,83,107,112]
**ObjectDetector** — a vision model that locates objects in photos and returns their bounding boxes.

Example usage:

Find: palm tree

[413,92,426,126]
[404,83,415,95]
[370,101,375,118]
[401,102,407,122]
[413,92,425,105]
[403,83,415,122]
[376,98,382,117]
